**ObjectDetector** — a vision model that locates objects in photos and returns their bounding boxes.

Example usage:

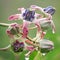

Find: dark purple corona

[11,40,24,52]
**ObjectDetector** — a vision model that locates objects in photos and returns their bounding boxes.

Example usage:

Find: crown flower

[0,5,56,60]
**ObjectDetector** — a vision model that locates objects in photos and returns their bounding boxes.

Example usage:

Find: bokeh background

[0,0,60,60]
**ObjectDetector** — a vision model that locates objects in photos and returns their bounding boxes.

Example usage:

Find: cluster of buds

[0,5,56,60]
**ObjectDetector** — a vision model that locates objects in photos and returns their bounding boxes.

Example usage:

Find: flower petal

[8,14,21,20]
[22,27,28,38]
[26,46,34,51]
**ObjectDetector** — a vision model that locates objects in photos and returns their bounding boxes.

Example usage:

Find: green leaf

[29,51,37,60]
[33,51,42,60]
[19,50,28,60]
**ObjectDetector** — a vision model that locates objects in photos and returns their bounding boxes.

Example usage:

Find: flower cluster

[0,5,56,60]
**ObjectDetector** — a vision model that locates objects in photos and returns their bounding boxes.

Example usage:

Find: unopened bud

[39,39,54,53]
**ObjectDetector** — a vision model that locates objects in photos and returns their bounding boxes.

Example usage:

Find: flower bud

[39,39,54,53]
[40,20,51,30]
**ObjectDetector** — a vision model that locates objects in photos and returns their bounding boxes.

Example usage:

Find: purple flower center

[22,9,35,22]
[12,40,24,52]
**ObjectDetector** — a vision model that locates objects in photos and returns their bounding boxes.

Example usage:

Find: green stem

[0,23,10,27]
[14,53,19,60]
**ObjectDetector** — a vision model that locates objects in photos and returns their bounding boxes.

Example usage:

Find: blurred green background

[0,0,60,60]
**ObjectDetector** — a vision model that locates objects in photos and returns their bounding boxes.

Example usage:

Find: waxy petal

[8,14,21,20]
[22,27,28,38]
[26,46,34,51]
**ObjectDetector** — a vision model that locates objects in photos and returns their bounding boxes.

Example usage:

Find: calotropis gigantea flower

[8,8,40,38]
[30,5,56,39]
